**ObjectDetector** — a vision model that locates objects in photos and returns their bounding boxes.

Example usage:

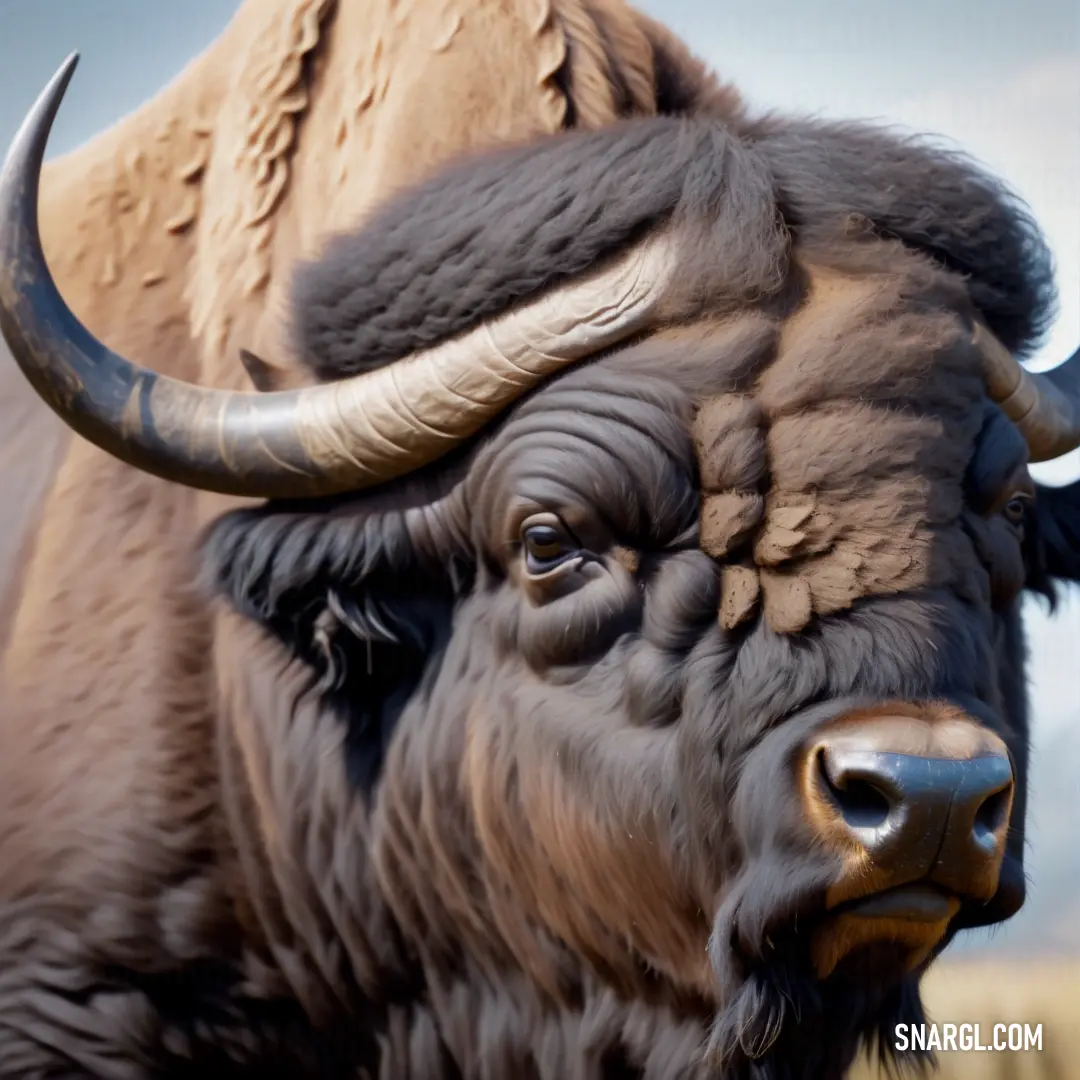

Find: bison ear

[239,348,312,392]
[1026,479,1080,605]
[201,499,469,790]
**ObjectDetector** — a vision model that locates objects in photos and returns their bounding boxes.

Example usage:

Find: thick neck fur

[211,608,718,1079]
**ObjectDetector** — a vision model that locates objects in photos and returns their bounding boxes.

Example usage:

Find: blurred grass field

[850,957,1080,1079]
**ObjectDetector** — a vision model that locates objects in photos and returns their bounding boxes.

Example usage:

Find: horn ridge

[974,323,1080,462]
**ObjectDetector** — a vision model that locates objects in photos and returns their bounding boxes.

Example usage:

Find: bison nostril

[973,785,1010,844]
[817,750,892,830]
[804,716,1014,915]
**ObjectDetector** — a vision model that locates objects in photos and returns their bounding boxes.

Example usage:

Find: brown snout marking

[799,703,1014,977]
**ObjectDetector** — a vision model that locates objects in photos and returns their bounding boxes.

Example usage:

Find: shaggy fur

[293,115,1053,379]
[3,17,1079,1080]
[743,118,1057,358]
[293,118,784,379]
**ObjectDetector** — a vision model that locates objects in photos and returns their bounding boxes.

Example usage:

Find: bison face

[6,60,1080,1080]
[203,298,1079,1076]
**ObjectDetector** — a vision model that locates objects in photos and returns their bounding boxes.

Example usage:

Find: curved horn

[975,323,1080,462]
[0,56,676,498]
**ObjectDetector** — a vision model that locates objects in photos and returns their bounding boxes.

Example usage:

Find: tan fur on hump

[187,0,336,370]
[33,58,218,316]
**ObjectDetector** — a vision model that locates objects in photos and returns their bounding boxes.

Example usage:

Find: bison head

[3,57,1079,1080]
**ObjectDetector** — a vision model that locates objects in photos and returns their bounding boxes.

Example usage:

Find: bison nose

[803,711,1014,902]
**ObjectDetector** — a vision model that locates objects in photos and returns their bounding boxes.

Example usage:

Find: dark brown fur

[2,50,1078,1080]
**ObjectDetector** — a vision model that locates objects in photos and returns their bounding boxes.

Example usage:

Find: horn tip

[34,51,81,114]
[3,52,80,173]
[44,50,82,113]
[57,53,82,89]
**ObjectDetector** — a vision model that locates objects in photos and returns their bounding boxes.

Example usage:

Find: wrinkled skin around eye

[964,408,1037,610]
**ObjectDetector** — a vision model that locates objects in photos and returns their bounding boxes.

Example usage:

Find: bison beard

[191,114,1080,1080]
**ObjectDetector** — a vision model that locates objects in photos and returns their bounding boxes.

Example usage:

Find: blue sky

[2,1,1078,952]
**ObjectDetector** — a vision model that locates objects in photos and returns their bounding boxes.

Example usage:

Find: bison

[2,3,1079,1079]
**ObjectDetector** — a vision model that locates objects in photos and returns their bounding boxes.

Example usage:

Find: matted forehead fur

[704,255,988,634]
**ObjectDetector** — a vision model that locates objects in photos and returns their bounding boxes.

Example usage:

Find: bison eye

[522,519,579,574]
[1003,494,1031,527]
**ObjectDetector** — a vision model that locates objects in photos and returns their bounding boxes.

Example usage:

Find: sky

[1,1,1077,954]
